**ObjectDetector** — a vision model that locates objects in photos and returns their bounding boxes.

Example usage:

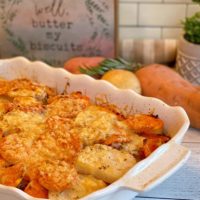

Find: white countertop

[134,128,200,200]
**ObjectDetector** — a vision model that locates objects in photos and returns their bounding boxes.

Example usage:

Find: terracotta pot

[176,36,200,85]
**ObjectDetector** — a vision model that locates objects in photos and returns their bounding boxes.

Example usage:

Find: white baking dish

[0,57,190,200]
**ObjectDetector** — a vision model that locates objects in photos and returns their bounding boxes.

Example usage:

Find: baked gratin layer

[0,78,169,200]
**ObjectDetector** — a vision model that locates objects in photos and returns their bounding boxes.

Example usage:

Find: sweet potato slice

[24,180,48,198]
[136,64,200,129]
[0,164,24,187]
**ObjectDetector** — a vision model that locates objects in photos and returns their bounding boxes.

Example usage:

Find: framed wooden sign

[0,0,118,67]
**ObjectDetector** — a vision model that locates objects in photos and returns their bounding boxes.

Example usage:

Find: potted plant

[176,0,200,85]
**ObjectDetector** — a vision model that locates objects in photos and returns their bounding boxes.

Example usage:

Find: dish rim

[0,56,190,200]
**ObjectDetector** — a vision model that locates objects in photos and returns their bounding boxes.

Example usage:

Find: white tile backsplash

[163,0,192,3]
[187,4,200,17]
[119,3,138,25]
[138,4,186,26]
[118,0,199,40]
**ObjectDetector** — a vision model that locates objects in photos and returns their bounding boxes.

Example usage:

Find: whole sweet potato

[135,64,200,129]
[64,57,105,74]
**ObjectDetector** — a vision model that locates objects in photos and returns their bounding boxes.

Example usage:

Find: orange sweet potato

[64,57,105,74]
[0,164,24,187]
[135,64,200,129]
[142,135,170,157]
[24,180,48,198]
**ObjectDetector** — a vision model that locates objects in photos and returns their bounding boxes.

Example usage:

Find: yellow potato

[101,69,141,94]
[75,144,136,183]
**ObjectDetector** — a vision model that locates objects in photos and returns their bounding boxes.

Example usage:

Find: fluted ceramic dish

[0,57,190,200]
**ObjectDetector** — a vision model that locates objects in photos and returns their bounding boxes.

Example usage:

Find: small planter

[176,36,200,85]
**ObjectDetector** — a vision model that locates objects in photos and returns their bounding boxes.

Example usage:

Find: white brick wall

[119,0,199,40]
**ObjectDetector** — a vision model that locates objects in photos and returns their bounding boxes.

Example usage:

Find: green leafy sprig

[79,58,142,77]
[193,0,200,4]
[5,28,28,55]
[182,0,200,44]
[183,12,200,44]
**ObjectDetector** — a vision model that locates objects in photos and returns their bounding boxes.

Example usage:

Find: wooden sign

[0,0,117,67]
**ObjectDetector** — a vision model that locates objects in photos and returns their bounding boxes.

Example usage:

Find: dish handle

[124,142,190,193]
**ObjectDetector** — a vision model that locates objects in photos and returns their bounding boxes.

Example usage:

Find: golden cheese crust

[47,92,90,118]
[0,78,169,199]
[8,78,56,100]
[0,109,45,164]
[37,160,78,192]
[75,105,131,146]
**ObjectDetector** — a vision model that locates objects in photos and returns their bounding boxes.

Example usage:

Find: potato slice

[75,105,131,146]
[76,144,136,183]
[49,174,106,200]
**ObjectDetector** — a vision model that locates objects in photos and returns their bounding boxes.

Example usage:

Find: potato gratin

[0,78,170,200]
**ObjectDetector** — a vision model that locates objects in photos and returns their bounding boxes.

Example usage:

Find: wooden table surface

[134,128,200,200]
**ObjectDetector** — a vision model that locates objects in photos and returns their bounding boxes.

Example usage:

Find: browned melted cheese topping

[0,78,169,200]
